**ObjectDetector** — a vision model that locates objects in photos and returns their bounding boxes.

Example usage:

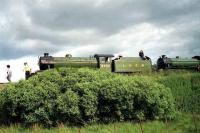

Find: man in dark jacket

[139,50,144,59]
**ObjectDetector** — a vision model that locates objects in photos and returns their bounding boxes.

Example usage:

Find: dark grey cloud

[0,40,61,59]
[24,1,146,33]
[24,0,200,32]
[0,0,199,60]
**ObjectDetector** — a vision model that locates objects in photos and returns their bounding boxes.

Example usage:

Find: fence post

[139,119,144,133]
[78,127,81,133]
[165,116,169,133]
[192,112,198,133]
[113,123,116,133]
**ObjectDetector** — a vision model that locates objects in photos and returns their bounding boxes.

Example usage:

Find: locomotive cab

[94,54,114,71]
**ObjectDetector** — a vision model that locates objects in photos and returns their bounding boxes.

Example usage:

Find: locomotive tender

[39,53,152,73]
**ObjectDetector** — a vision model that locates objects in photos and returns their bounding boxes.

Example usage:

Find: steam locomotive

[157,55,200,71]
[39,53,152,73]
[38,53,200,73]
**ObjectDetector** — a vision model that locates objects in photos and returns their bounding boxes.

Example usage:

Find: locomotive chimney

[44,53,49,57]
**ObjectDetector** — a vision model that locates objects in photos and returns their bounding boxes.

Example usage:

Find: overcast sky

[0,0,200,82]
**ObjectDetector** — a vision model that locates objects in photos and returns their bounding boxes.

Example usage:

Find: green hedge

[0,68,175,127]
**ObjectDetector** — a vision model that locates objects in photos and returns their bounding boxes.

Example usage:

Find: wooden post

[192,112,198,133]
[139,119,144,133]
[113,123,116,133]
[78,128,81,133]
[165,116,169,133]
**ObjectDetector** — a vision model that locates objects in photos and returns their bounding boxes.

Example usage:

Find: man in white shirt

[6,65,12,82]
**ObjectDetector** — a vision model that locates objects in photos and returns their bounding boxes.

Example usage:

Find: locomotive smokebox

[157,56,166,70]
[192,56,200,60]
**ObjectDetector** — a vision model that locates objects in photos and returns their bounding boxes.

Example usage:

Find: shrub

[56,90,81,125]
[0,80,60,126]
[0,68,176,127]
[97,77,175,122]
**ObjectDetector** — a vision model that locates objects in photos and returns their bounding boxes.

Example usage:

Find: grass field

[0,113,199,133]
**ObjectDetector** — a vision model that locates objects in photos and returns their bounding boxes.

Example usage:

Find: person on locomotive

[138,50,151,61]
[113,54,123,60]
[139,50,144,59]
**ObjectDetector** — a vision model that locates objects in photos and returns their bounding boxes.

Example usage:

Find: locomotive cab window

[100,57,111,63]
[94,54,114,68]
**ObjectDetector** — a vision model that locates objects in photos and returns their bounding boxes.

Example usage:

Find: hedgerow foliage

[0,68,175,127]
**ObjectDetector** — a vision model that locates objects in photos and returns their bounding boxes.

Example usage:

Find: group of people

[6,62,32,82]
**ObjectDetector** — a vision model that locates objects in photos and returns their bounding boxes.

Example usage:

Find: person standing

[6,65,12,82]
[23,62,31,80]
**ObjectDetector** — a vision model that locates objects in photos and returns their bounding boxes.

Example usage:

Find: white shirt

[7,68,12,78]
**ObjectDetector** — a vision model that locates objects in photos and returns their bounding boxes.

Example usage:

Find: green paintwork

[39,55,153,73]
[53,57,97,68]
[114,57,152,73]
[169,58,200,69]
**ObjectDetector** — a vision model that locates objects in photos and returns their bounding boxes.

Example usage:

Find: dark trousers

[7,76,11,82]
[25,71,31,80]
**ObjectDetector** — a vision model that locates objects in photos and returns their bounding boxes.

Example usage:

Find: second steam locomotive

[157,55,200,71]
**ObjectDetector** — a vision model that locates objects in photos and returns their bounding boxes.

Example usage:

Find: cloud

[0,0,199,60]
